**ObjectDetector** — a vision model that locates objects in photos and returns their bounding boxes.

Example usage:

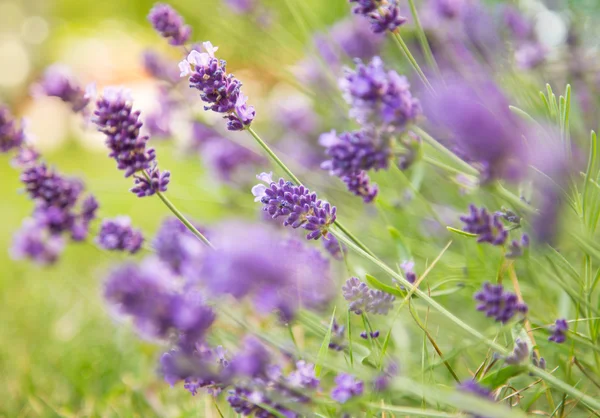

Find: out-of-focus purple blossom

[331,373,364,403]
[505,234,529,259]
[20,163,83,210]
[322,234,347,260]
[32,65,93,113]
[367,289,395,315]
[180,43,255,131]
[400,260,417,284]
[458,380,494,410]
[320,130,390,177]
[340,57,421,130]
[153,217,207,275]
[349,0,407,34]
[142,50,179,83]
[130,165,171,197]
[330,17,384,61]
[11,219,65,265]
[224,0,256,14]
[432,0,466,20]
[148,3,191,46]
[474,282,528,324]
[342,170,379,203]
[342,277,395,315]
[277,101,319,136]
[0,105,26,153]
[145,87,178,139]
[93,88,157,178]
[397,131,420,170]
[505,338,529,365]
[81,195,99,224]
[229,337,270,378]
[287,361,319,389]
[360,330,380,339]
[11,146,39,168]
[329,319,346,351]
[96,217,144,254]
[515,42,546,70]
[548,318,568,344]
[200,222,334,320]
[201,138,263,181]
[502,5,532,40]
[252,173,337,240]
[424,77,526,183]
[460,205,508,246]
[532,351,546,370]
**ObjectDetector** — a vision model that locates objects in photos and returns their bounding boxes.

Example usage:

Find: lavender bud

[505,338,529,365]
[548,318,568,344]
[11,219,65,265]
[148,3,191,46]
[96,217,144,254]
[474,282,528,324]
[460,205,508,246]
[130,165,171,197]
[0,105,26,153]
[349,0,407,34]
[331,373,364,403]
[342,170,379,203]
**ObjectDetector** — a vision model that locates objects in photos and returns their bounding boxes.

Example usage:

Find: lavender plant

[5,0,600,416]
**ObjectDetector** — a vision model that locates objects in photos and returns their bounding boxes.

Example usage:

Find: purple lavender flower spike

[474,282,528,324]
[142,50,179,83]
[153,217,206,274]
[252,173,337,240]
[329,319,346,351]
[130,165,171,197]
[515,42,546,70]
[506,234,529,259]
[460,205,508,246]
[33,65,93,113]
[148,3,191,46]
[11,219,65,265]
[12,146,39,168]
[96,217,144,254]
[342,170,378,203]
[93,88,157,177]
[339,57,421,130]
[548,318,568,344]
[342,277,370,315]
[400,260,417,284]
[224,0,256,14]
[360,330,380,339]
[0,105,26,153]
[322,234,347,260]
[458,380,494,416]
[367,289,395,315]
[320,130,390,177]
[331,373,364,403]
[20,163,83,210]
[287,361,319,389]
[349,0,407,34]
[505,338,529,365]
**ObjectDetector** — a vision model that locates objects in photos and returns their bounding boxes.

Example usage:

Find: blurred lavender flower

[474,282,528,324]
[502,5,532,40]
[505,338,529,365]
[21,163,83,210]
[367,289,395,315]
[360,330,380,339]
[96,217,144,254]
[342,170,379,203]
[330,17,384,61]
[322,234,347,260]
[548,319,568,344]
[32,65,93,113]
[400,260,417,284]
[432,0,466,20]
[0,105,26,153]
[320,130,390,177]
[12,146,39,168]
[331,373,364,403]
[515,42,546,70]
[532,351,546,370]
[200,222,334,320]
[287,361,319,389]
[342,277,395,315]
[153,217,206,275]
[349,0,407,34]
[148,3,191,46]
[458,380,494,415]
[179,43,255,131]
[224,0,256,14]
[340,57,421,130]
[460,205,508,246]
[201,139,263,181]
[329,319,346,351]
[130,165,171,197]
[252,173,337,240]
[11,219,65,265]
[424,77,526,183]
[505,234,529,259]
[142,50,179,83]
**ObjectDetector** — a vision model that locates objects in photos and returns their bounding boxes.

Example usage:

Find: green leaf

[446,226,477,238]
[365,273,403,297]
[480,365,527,389]
[314,306,336,377]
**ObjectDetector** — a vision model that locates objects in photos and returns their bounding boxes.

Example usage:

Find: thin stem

[494,183,537,214]
[406,0,441,78]
[390,31,435,94]
[143,171,214,249]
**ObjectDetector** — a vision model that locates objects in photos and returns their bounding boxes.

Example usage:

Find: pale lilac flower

[331,373,363,403]
[11,219,65,265]
[32,65,92,112]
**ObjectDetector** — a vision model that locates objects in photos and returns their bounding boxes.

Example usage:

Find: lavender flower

[11,219,65,265]
[252,173,337,240]
[342,170,379,203]
[20,163,83,210]
[153,217,206,275]
[224,0,256,14]
[331,373,364,403]
[320,130,390,177]
[179,43,255,131]
[142,50,179,83]
[505,338,529,365]
[515,42,546,70]
[400,260,417,284]
[458,380,494,418]
[287,361,319,389]
[32,65,93,113]
[360,330,380,339]
[532,351,546,370]
[329,17,384,61]
[0,105,26,153]
[12,146,39,168]
[505,234,529,259]
[329,319,346,351]
[340,57,421,130]
[366,289,395,315]
[460,205,508,246]
[148,3,191,46]
[322,234,347,260]
[474,282,528,324]
[342,277,395,315]
[201,138,263,181]
[548,319,568,344]
[96,217,144,254]
[349,0,407,34]
[432,0,466,20]
[130,165,171,197]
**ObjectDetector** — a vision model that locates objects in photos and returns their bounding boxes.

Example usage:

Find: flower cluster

[252,172,337,240]
[474,282,528,324]
[152,217,208,275]
[504,338,529,365]
[148,3,191,46]
[460,205,508,246]
[96,217,144,254]
[32,65,93,113]
[320,130,389,177]
[548,318,568,344]
[342,170,379,203]
[93,88,170,196]
[179,42,255,131]
[0,105,26,153]
[506,234,529,259]
[331,373,364,403]
[340,57,421,130]
[458,380,494,418]
[349,0,407,34]
[322,234,347,260]
[342,277,395,315]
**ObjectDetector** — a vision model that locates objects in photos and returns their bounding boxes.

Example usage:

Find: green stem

[246,127,377,258]
[390,31,435,94]
[406,0,441,78]
[143,171,214,249]
[494,183,537,215]
[413,126,479,176]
